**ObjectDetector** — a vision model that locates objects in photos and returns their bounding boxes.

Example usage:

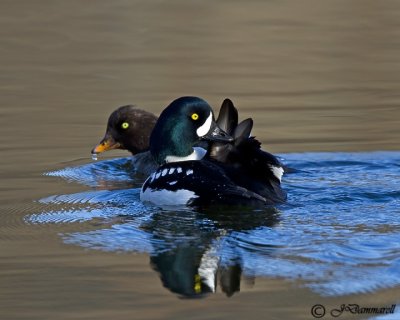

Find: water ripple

[26,151,400,297]
[45,157,144,188]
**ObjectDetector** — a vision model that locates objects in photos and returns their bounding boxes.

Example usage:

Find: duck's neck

[165,147,207,163]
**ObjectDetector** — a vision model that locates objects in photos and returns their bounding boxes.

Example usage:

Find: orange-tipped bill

[91,134,121,156]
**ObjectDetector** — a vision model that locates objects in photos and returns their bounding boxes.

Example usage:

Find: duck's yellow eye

[121,122,129,129]
[191,113,199,121]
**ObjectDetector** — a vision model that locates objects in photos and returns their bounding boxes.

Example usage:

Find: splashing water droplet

[91,153,98,161]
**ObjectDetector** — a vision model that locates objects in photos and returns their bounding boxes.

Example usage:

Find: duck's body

[140,160,267,207]
[140,96,286,208]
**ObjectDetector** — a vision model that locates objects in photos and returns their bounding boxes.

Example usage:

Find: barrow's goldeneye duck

[91,105,158,156]
[91,105,158,174]
[140,96,284,207]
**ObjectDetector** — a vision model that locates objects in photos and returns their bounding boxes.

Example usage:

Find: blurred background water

[1,1,400,319]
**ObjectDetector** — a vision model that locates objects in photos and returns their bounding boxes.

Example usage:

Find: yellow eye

[191,113,199,120]
[121,122,129,129]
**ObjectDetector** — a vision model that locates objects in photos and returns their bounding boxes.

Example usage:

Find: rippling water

[2,0,400,318]
[26,151,400,298]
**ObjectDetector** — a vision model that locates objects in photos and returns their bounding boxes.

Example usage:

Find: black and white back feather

[141,160,268,207]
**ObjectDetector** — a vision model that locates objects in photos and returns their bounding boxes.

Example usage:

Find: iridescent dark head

[150,96,232,165]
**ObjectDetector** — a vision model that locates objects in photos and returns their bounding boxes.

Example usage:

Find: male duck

[140,96,286,207]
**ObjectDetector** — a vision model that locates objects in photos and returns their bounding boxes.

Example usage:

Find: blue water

[27,152,400,297]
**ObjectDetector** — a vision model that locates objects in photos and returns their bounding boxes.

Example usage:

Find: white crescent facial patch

[196,112,212,137]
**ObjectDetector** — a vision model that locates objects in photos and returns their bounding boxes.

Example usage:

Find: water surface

[1,1,400,319]
[31,152,400,299]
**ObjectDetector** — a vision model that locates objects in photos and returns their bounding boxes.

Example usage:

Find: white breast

[165,147,206,163]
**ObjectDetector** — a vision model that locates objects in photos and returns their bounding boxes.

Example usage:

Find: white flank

[177,167,183,173]
[140,188,198,206]
[196,112,212,137]
[168,168,175,175]
[165,147,206,163]
[161,168,168,176]
[269,165,284,182]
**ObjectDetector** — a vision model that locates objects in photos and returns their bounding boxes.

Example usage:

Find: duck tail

[233,118,253,146]
[216,98,238,134]
[213,99,285,184]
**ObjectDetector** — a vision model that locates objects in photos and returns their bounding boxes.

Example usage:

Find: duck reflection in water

[141,205,280,298]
